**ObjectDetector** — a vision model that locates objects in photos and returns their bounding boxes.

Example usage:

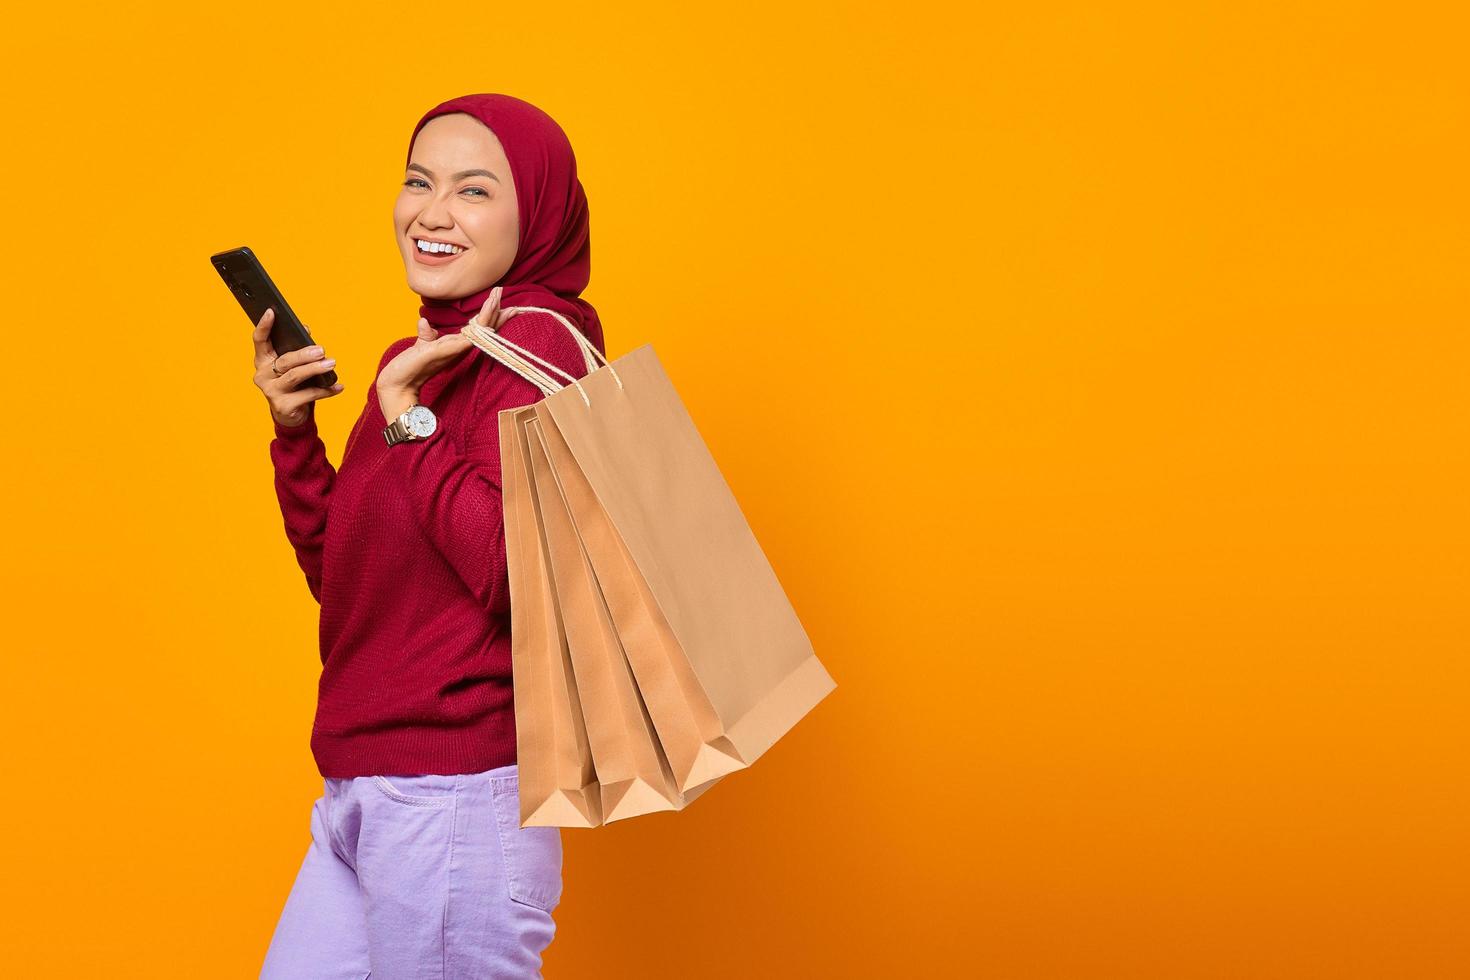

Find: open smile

[411,235,471,265]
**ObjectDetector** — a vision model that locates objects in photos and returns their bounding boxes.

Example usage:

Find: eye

[402,178,428,189]
[461,187,488,197]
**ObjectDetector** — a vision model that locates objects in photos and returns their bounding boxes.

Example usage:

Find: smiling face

[394,112,520,302]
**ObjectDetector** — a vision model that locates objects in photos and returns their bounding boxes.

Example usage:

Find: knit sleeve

[268,402,337,604]
[378,313,594,612]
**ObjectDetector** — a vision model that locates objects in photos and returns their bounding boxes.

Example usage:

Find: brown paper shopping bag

[470,306,836,823]
[502,398,722,826]
[528,411,745,797]
[522,411,717,822]
[498,404,601,828]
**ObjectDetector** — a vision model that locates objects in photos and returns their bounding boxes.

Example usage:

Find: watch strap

[383,409,418,446]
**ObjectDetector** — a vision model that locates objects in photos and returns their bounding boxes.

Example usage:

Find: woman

[254,93,604,979]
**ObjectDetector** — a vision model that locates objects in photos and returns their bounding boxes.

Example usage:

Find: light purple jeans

[260,762,563,979]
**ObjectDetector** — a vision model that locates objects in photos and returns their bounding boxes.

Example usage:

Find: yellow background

[2,2,1466,976]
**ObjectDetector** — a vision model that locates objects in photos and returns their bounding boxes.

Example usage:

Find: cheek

[466,207,517,256]
[393,201,413,239]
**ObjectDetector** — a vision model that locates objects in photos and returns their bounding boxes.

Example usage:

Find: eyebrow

[406,163,500,183]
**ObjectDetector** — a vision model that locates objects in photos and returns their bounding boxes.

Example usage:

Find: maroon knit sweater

[268,311,591,778]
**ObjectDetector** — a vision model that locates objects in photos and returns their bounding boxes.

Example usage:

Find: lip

[409,234,471,266]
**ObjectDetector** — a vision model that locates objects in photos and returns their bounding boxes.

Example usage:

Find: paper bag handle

[461,305,619,407]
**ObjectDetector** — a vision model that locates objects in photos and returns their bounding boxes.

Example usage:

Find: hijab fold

[405,94,604,355]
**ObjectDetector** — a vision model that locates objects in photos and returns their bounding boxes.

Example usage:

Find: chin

[405,269,461,299]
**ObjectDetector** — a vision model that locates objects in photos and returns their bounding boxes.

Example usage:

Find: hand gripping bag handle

[462,305,621,408]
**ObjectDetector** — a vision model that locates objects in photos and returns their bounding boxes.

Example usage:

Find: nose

[416,190,455,229]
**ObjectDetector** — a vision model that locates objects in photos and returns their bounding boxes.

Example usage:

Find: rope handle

[461,305,621,407]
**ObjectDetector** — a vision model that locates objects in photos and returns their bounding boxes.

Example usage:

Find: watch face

[406,405,437,438]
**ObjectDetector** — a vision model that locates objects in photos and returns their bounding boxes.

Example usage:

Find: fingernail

[306,345,323,356]
[322,358,337,367]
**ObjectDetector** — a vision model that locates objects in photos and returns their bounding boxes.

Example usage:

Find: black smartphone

[210,246,338,388]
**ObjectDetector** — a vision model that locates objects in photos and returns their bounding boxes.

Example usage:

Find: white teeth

[416,239,464,255]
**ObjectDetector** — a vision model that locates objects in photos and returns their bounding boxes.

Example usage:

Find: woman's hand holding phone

[252,307,345,427]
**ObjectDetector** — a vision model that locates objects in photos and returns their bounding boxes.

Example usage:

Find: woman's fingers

[273,352,338,392]
[473,285,504,327]
[274,381,344,426]
[413,331,473,375]
[283,381,345,409]
[272,344,327,375]
[434,330,475,366]
[252,309,343,426]
[251,308,278,365]
[376,324,477,395]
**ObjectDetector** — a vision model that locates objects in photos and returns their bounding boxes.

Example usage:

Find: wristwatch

[383,403,438,446]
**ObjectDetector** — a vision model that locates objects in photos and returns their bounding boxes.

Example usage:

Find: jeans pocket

[371,773,459,808]
[490,774,564,912]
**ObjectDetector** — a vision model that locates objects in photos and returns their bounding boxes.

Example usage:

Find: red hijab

[404,94,604,355]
